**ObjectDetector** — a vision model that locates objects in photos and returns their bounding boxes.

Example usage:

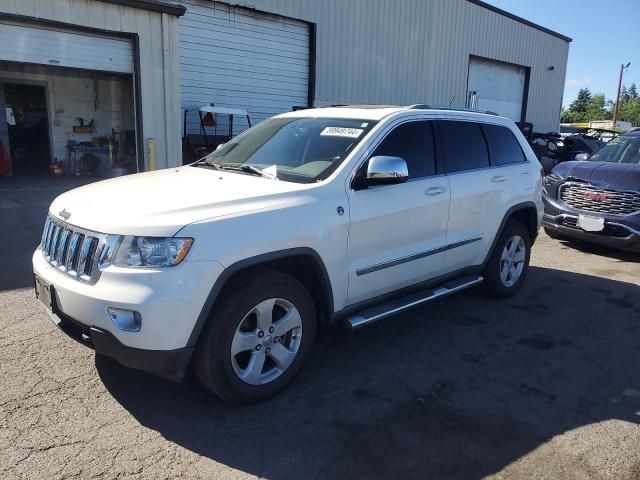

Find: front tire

[194,270,317,404]
[481,221,531,298]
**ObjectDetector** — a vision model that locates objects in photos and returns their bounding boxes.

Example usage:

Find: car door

[346,120,451,305]
[438,119,513,273]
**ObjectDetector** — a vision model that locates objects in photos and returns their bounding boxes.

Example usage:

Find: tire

[194,269,317,404]
[481,221,531,298]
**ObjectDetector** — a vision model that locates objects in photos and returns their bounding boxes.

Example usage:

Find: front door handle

[491,175,507,183]
[425,186,447,196]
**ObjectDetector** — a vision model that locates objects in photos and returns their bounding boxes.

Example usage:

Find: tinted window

[482,124,527,166]
[439,121,489,173]
[372,121,436,178]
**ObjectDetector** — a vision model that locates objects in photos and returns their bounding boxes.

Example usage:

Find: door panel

[347,178,450,304]
[443,169,504,271]
[439,120,532,272]
[437,119,495,271]
[346,120,450,305]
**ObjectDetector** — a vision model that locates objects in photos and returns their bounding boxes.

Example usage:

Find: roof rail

[408,104,498,116]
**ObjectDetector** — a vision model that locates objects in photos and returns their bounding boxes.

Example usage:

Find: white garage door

[0,22,133,74]
[467,57,526,122]
[179,1,310,134]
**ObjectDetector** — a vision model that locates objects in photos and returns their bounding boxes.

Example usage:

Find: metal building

[0,0,184,177]
[178,0,571,135]
[0,0,569,179]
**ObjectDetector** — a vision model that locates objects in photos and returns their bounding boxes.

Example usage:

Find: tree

[618,97,640,127]
[569,88,592,113]
[561,108,584,123]
[620,85,630,103]
[585,94,611,121]
[628,83,638,99]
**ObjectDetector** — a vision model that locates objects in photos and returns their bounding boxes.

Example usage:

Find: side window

[372,121,436,178]
[482,124,527,166]
[438,120,489,173]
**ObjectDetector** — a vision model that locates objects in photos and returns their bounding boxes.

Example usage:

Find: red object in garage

[0,140,11,176]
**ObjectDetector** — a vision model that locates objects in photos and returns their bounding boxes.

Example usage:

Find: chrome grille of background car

[559,183,640,216]
[40,216,107,283]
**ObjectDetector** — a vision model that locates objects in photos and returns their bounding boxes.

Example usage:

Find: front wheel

[194,270,316,404]
[481,221,531,298]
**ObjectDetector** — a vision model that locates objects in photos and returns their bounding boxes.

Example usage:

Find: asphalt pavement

[1,176,639,479]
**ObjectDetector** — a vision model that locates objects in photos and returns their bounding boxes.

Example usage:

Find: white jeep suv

[33,105,543,403]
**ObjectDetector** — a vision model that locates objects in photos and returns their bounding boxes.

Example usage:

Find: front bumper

[47,308,192,381]
[33,248,224,380]
[542,213,640,251]
[542,190,640,251]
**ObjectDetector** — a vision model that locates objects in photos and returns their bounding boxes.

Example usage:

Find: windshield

[195,117,377,183]
[588,135,640,165]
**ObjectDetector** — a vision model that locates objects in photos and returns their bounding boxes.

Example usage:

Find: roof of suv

[282,105,502,122]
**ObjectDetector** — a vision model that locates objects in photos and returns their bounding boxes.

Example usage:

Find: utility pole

[612,62,631,129]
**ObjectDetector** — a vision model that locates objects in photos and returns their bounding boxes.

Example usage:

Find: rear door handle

[425,186,447,196]
[491,175,507,183]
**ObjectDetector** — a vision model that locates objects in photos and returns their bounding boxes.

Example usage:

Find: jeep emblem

[59,209,71,220]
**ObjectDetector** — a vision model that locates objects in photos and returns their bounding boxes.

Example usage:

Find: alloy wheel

[230,298,303,385]
[499,235,526,287]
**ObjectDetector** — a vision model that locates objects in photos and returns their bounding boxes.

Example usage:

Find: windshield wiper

[194,159,222,170]
[238,164,276,179]
[216,164,276,179]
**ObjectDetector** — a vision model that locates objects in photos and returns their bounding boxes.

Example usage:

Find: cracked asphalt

[1,177,640,479]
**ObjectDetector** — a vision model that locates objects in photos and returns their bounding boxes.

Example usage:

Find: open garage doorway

[2,83,51,176]
[0,21,140,181]
[0,63,138,180]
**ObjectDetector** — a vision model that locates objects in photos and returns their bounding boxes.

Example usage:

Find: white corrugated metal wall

[0,0,182,169]
[179,0,309,134]
[194,0,569,133]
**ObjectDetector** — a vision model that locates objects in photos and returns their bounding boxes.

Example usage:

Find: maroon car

[542,129,640,252]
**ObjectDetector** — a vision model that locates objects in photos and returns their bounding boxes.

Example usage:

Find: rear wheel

[481,221,531,298]
[194,270,316,404]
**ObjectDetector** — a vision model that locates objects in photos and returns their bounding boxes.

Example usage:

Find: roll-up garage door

[0,22,133,74]
[179,1,310,132]
[467,57,526,122]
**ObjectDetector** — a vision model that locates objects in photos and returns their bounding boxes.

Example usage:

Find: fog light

[107,308,141,332]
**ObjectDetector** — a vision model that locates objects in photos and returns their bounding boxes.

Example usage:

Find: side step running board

[345,275,483,330]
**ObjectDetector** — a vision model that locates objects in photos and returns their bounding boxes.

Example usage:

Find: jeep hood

[552,161,640,191]
[49,166,311,236]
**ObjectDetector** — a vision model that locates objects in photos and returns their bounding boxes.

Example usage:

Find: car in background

[539,128,619,174]
[542,129,640,252]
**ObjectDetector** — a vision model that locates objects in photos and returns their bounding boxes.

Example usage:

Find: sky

[484,0,639,107]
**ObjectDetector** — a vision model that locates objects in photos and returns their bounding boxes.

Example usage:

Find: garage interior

[0,22,138,180]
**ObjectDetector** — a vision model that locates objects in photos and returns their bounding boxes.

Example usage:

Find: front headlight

[112,236,193,267]
[542,173,562,195]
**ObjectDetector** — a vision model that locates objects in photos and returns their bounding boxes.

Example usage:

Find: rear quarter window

[481,124,527,166]
[438,120,489,173]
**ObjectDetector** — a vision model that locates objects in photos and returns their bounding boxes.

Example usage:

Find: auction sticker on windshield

[320,127,364,138]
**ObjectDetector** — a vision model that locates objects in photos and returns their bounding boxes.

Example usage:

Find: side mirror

[574,152,589,161]
[359,156,409,188]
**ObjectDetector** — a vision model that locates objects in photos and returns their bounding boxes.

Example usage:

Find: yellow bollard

[147,138,156,171]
